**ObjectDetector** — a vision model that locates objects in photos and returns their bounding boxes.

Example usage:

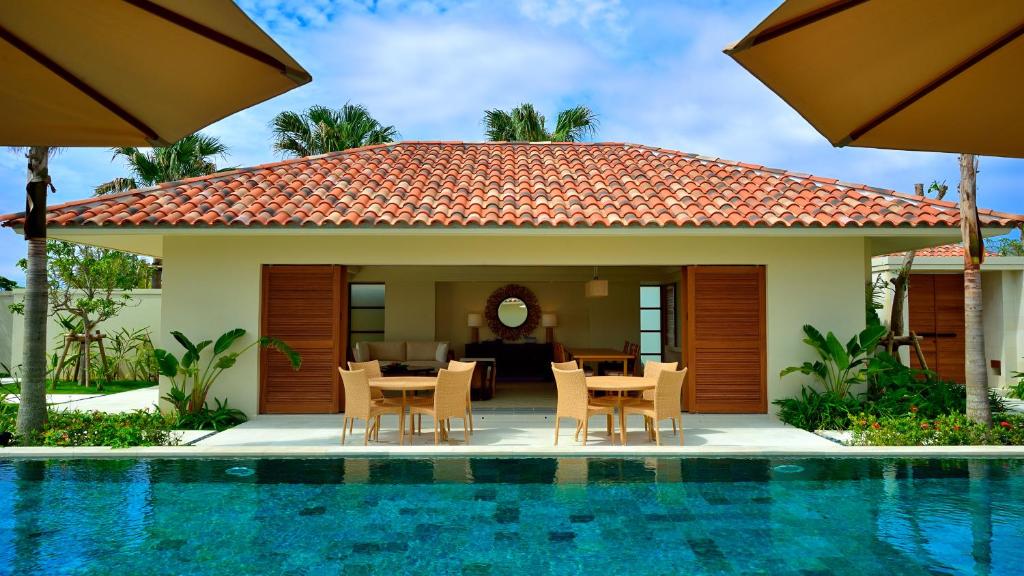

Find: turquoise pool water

[1,458,1022,575]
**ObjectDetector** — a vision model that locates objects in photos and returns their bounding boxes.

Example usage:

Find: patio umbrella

[0,0,310,437]
[1,0,311,147]
[725,0,1024,425]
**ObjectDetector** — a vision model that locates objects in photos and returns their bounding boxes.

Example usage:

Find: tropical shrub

[0,402,176,448]
[1009,370,1024,400]
[163,386,247,431]
[864,351,1005,417]
[780,324,888,397]
[851,412,1024,446]
[774,386,862,431]
[157,328,300,416]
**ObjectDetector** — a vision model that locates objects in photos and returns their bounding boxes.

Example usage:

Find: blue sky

[0,0,1020,282]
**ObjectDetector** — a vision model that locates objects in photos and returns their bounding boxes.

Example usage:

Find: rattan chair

[551,360,578,370]
[410,367,474,445]
[551,366,615,445]
[348,360,401,406]
[622,367,687,445]
[448,359,477,432]
[641,361,679,401]
[339,368,404,445]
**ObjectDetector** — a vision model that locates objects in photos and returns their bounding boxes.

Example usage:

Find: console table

[464,341,553,380]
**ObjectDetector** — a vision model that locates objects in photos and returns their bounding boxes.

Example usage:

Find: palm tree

[95,133,232,288]
[269,104,398,157]
[15,146,52,439]
[483,103,598,142]
[94,133,230,195]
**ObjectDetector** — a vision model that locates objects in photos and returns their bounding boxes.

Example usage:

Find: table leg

[399,390,407,445]
[619,392,627,445]
[623,359,628,377]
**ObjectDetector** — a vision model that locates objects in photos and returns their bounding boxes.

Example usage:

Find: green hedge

[1,403,177,448]
[851,412,1024,446]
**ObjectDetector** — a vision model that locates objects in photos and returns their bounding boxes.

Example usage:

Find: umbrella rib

[843,20,1024,146]
[123,0,312,84]
[729,0,868,51]
[0,23,163,145]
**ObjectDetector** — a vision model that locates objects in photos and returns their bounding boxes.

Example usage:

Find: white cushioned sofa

[352,341,451,371]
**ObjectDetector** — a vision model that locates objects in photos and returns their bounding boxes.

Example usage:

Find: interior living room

[345,265,684,408]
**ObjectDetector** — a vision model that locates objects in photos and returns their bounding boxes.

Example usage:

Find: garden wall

[0,289,162,374]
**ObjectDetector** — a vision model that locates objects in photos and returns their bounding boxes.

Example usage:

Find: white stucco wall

[0,289,162,374]
[160,233,869,416]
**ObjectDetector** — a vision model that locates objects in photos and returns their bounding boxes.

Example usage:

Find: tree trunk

[959,153,991,425]
[15,146,50,439]
[152,258,163,288]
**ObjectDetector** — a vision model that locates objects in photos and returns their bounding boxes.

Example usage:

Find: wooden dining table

[569,347,633,376]
[586,375,655,445]
[369,376,436,445]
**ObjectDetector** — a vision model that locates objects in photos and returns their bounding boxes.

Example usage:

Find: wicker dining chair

[551,360,578,370]
[448,359,477,433]
[339,368,404,445]
[410,367,474,445]
[348,360,400,405]
[551,366,615,446]
[641,361,679,400]
[622,367,687,445]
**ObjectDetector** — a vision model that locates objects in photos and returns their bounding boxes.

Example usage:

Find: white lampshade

[467,313,483,327]
[585,278,609,298]
[542,313,558,327]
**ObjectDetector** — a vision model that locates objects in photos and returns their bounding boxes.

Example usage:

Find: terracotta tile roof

[3,142,1022,230]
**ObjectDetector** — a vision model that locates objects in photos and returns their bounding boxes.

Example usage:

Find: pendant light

[585,266,609,298]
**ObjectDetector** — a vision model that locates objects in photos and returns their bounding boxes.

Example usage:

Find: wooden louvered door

[685,266,766,413]
[908,274,965,384]
[260,265,347,413]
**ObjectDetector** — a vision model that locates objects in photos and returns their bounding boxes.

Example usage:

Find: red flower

[871,422,881,430]
[910,405,918,413]
[920,422,930,430]
[953,425,961,431]
[1000,421,1012,428]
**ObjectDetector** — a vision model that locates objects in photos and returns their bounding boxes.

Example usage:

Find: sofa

[352,340,451,371]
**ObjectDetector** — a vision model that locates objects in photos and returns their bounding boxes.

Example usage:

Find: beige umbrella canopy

[725,0,1024,158]
[0,0,311,147]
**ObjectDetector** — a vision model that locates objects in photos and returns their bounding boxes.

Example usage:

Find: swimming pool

[0,457,1021,575]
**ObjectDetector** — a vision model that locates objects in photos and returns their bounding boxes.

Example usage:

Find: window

[349,283,385,344]
[640,285,662,365]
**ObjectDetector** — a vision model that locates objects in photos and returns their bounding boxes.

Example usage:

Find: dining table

[586,375,655,445]
[569,347,634,376]
[369,376,436,445]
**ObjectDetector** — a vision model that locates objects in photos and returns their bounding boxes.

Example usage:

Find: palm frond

[553,106,598,142]
[94,177,139,196]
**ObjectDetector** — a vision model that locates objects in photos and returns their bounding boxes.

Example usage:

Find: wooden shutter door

[260,265,347,413]
[934,274,966,383]
[909,274,965,383]
[685,266,766,413]
[908,275,938,373]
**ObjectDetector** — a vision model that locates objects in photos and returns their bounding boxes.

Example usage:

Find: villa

[3,141,1021,417]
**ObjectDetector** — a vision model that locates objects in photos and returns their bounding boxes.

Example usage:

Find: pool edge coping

[2,445,1024,459]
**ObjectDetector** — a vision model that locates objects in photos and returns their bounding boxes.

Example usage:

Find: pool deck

[3,411,1024,458]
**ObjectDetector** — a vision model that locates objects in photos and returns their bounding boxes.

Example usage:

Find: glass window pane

[351,284,385,307]
[351,309,385,332]
[640,286,660,308]
[640,332,661,354]
[640,354,661,365]
[640,309,660,331]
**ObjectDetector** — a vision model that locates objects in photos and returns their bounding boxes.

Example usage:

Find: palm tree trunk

[15,147,50,439]
[959,153,991,426]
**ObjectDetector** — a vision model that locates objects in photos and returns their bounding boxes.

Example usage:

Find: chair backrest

[448,359,477,372]
[551,361,578,371]
[552,342,568,363]
[339,368,372,419]
[348,360,384,398]
[434,368,472,419]
[643,361,678,381]
[552,367,588,420]
[653,368,687,418]
[628,342,641,375]
[348,360,382,379]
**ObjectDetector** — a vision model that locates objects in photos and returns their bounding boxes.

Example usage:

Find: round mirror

[497,297,528,328]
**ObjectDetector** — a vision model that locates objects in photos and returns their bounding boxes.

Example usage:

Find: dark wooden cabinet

[464,341,553,380]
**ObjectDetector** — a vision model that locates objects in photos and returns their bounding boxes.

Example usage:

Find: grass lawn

[1,379,156,395]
